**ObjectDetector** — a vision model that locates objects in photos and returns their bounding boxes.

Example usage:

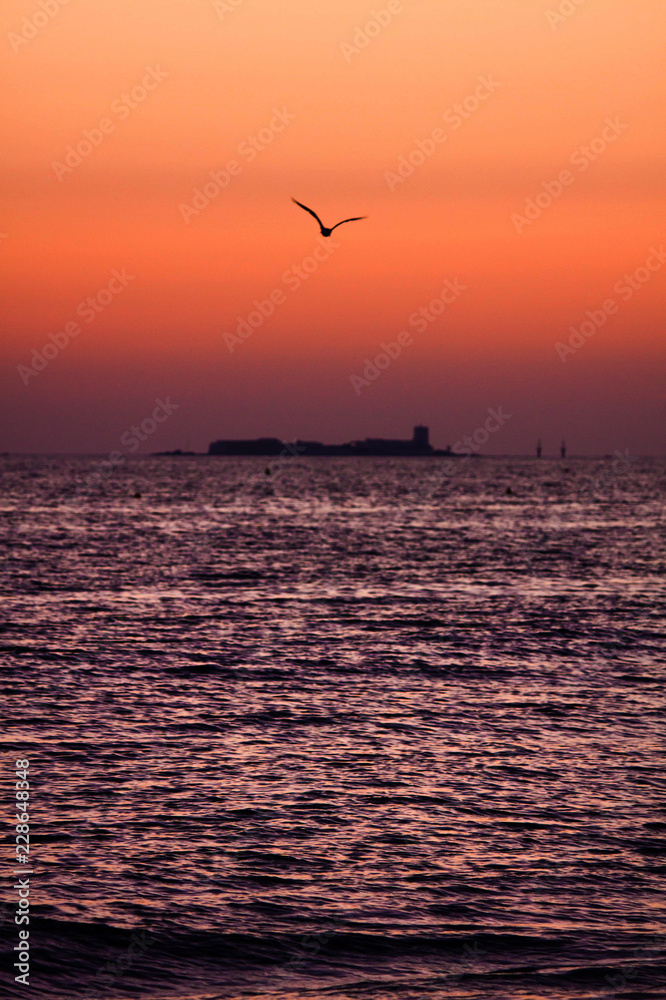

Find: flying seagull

[291,198,367,237]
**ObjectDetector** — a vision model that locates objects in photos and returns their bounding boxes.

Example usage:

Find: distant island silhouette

[207,425,459,457]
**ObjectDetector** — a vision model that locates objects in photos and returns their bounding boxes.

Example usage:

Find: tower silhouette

[413,425,429,448]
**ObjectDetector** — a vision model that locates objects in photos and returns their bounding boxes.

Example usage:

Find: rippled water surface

[2,455,665,1000]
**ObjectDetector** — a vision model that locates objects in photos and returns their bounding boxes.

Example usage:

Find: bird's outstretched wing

[330,216,368,231]
[291,198,324,228]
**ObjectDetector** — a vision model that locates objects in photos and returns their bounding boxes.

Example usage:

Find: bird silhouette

[291,198,367,237]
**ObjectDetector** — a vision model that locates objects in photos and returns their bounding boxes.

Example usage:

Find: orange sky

[2,0,665,454]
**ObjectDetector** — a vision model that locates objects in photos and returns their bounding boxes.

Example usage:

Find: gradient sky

[2,0,665,454]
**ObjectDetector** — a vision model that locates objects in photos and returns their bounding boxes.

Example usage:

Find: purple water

[2,454,665,999]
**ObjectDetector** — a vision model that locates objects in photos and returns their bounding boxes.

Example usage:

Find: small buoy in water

[505,486,513,495]
[133,491,141,498]
[265,468,271,476]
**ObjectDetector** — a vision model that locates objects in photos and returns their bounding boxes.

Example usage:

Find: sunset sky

[2,0,665,455]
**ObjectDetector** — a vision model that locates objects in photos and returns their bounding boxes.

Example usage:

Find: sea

[1,454,665,1000]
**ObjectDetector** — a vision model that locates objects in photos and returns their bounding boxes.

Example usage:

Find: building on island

[208,425,455,457]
